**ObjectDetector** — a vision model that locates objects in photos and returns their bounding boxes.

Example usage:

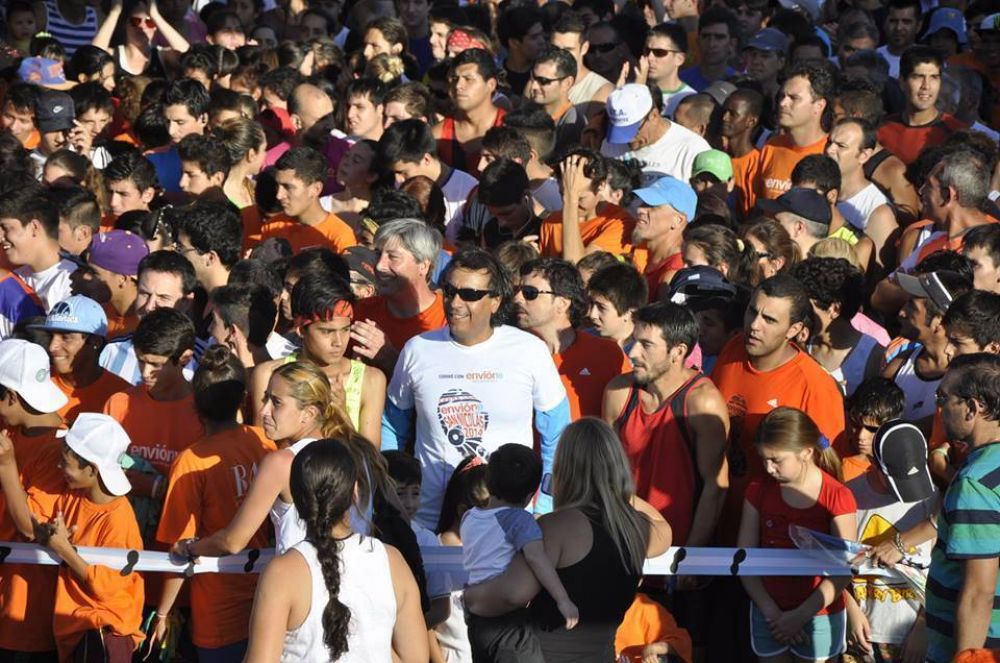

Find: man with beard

[603,300,729,548]
[382,248,570,527]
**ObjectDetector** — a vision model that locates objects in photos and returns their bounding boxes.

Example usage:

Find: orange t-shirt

[156,425,276,649]
[615,593,693,663]
[103,303,139,339]
[554,332,630,419]
[841,454,872,482]
[538,204,636,258]
[51,491,145,661]
[731,148,761,219]
[753,134,829,201]
[54,370,131,422]
[259,211,357,254]
[103,387,205,478]
[711,334,846,543]
[23,128,40,150]
[0,429,64,653]
[240,205,265,253]
[353,291,447,353]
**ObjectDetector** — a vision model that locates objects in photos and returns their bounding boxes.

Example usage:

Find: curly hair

[791,257,865,319]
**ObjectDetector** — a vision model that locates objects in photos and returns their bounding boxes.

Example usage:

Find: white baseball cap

[59,413,132,496]
[606,84,653,144]
[0,339,69,414]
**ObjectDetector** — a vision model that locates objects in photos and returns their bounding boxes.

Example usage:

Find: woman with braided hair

[244,438,429,662]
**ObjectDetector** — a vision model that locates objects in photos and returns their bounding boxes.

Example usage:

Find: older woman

[463,417,672,662]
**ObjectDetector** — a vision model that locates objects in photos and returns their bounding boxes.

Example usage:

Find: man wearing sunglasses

[382,249,570,528]
[526,46,585,159]
[637,22,694,119]
[513,258,629,419]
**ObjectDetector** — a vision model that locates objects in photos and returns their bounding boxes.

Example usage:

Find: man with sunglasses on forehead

[526,46,585,159]
[382,248,570,529]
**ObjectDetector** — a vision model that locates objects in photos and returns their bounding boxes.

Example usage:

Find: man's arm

[684,383,730,547]
[955,556,1000,652]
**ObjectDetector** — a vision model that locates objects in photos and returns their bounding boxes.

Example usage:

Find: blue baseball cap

[745,27,789,53]
[926,7,968,44]
[633,176,698,220]
[32,295,108,338]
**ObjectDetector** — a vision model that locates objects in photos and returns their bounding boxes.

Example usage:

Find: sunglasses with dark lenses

[851,419,880,434]
[589,42,618,53]
[644,47,681,57]
[530,74,567,86]
[130,16,157,28]
[515,285,557,301]
[442,283,495,302]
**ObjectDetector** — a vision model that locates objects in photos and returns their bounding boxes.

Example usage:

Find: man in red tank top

[433,48,506,177]
[603,301,730,548]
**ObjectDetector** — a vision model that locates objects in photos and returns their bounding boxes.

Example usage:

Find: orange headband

[294,300,353,330]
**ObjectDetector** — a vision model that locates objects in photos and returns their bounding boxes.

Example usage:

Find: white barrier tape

[0,542,853,579]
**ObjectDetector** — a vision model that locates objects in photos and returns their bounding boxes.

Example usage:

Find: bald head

[290,84,335,133]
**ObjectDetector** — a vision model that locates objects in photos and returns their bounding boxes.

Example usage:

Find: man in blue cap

[743,28,787,104]
[630,175,698,301]
[923,7,967,58]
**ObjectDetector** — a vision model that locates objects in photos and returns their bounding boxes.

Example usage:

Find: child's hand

[45,513,77,555]
[0,430,16,467]
[768,609,808,645]
[557,598,579,630]
[847,607,873,654]
[641,642,669,663]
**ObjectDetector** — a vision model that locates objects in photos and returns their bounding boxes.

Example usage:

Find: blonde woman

[463,418,672,662]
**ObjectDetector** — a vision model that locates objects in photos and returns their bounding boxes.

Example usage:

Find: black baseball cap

[36,90,75,134]
[873,420,935,503]
[758,187,832,226]
[668,265,737,304]
[343,246,378,286]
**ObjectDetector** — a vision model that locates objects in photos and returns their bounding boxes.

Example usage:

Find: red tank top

[615,373,708,546]
[436,108,506,176]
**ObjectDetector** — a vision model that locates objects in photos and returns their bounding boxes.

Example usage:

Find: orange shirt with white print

[259,211,357,254]
[50,490,145,662]
[54,371,131,423]
[103,387,204,478]
[538,204,637,258]
[753,134,829,201]
[156,425,276,649]
[353,290,447,352]
[0,429,64,653]
[555,331,631,419]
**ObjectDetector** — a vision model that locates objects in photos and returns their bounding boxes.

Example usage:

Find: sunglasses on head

[588,42,618,53]
[515,284,556,301]
[644,47,681,57]
[442,283,495,302]
[130,16,156,28]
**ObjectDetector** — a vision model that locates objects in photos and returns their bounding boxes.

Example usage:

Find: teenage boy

[841,376,907,481]
[30,90,76,174]
[0,412,144,663]
[50,186,101,258]
[206,284,277,370]
[261,147,358,254]
[71,230,148,339]
[0,185,77,316]
[34,295,130,420]
[0,83,39,149]
[177,134,232,199]
[0,338,68,658]
[378,119,476,242]
[151,79,211,193]
[104,151,159,222]
[176,199,243,293]
[586,262,649,353]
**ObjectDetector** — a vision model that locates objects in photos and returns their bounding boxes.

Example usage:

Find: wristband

[930,447,950,458]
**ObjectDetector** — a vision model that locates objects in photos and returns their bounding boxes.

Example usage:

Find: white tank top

[270,438,316,555]
[893,347,941,422]
[838,183,889,231]
[282,536,396,663]
[568,70,612,105]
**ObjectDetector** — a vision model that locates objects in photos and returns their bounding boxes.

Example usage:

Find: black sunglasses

[530,74,567,86]
[851,419,880,434]
[589,42,618,53]
[443,283,495,302]
[516,284,557,301]
[644,47,682,57]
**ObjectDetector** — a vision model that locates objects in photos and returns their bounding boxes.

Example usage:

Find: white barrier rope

[0,541,856,579]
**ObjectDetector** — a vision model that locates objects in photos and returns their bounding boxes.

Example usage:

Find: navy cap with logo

[36,90,75,134]
[758,187,832,226]
[668,265,738,305]
[873,420,935,503]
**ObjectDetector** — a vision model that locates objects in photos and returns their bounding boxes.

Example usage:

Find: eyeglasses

[129,16,156,29]
[530,74,568,86]
[753,251,774,260]
[442,283,495,302]
[515,284,557,301]
[644,47,682,57]
[588,42,618,53]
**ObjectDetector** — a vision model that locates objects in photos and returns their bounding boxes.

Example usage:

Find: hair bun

[199,345,233,371]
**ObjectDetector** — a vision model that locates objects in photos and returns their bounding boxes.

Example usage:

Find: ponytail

[814,434,843,482]
[756,407,842,480]
[290,439,358,660]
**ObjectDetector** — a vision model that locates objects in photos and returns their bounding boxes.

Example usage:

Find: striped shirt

[43,0,99,56]
[101,334,208,385]
[925,441,1000,663]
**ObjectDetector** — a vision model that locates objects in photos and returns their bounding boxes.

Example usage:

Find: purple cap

[88,230,150,277]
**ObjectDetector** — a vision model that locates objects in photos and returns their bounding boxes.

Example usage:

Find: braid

[290,439,358,660]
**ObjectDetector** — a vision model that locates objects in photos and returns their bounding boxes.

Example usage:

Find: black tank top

[530,512,641,631]
[862,148,892,181]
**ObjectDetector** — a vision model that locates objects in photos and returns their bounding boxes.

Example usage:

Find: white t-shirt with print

[601,121,711,187]
[16,259,77,312]
[388,325,566,528]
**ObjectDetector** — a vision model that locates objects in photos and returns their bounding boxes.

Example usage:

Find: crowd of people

[0,0,1000,661]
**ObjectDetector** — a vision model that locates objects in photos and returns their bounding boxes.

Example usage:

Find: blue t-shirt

[146,146,181,193]
[460,505,542,584]
[925,442,1000,662]
[680,65,739,92]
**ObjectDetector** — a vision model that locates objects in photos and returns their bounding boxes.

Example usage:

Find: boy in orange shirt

[842,377,905,482]
[615,593,693,663]
[0,338,70,659]
[0,413,144,663]
[261,146,358,254]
